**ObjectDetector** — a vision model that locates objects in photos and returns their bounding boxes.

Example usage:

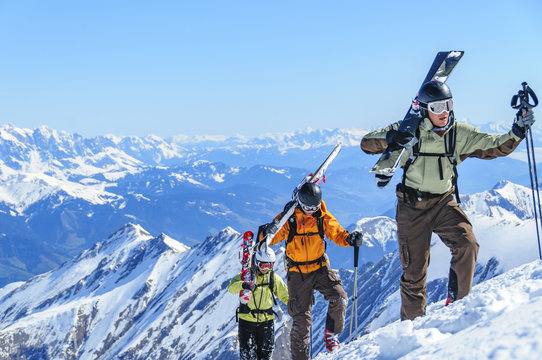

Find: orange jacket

[269,200,350,273]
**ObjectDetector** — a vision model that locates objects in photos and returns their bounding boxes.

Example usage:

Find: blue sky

[0,0,540,138]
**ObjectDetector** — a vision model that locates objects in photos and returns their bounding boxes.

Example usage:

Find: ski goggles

[427,98,453,115]
[301,203,321,213]
[258,262,274,271]
[298,198,321,213]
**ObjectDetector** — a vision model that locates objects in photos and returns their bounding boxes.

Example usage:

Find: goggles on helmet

[258,262,274,271]
[427,98,453,115]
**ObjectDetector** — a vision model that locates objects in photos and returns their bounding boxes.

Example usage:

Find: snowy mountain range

[0,123,539,287]
[0,125,363,286]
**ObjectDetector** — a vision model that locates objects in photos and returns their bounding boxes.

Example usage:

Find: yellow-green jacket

[228,270,289,323]
[361,118,523,194]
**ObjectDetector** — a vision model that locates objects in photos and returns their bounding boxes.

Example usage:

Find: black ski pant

[286,263,348,360]
[396,191,479,321]
[238,318,274,360]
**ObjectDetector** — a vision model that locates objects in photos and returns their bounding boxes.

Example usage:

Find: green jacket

[361,118,523,194]
[228,270,289,323]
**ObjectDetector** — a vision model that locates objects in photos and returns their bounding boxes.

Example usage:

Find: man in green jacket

[361,80,535,321]
[228,246,289,360]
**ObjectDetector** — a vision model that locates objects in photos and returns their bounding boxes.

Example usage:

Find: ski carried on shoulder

[370,51,464,187]
[239,230,255,304]
[255,143,342,251]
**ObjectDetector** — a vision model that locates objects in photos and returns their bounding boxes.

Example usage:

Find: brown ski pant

[396,191,479,321]
[286,263,348,360]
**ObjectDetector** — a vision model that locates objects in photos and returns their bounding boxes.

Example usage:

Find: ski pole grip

[523,83,539,108]
[353,245,359,268]
[512,82,538,110]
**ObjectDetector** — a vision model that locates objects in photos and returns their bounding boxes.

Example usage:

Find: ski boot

[324,329,340,353]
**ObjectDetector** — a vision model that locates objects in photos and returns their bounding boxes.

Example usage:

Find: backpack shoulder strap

[317,217,324,240]
[282,201,297,245]
[286,215,296,245]
[402,127,421,188]
[269,270,277,305]
[445,124,460,203]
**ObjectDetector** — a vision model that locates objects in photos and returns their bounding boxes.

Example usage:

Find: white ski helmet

[255,247,276,267]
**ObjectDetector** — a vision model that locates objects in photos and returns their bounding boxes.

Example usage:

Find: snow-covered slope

[0,223,288,359]
[0,224,191,359]
[317,259,542,360]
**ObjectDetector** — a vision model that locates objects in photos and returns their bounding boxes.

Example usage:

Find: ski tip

[449,50,464,57]
[438,50,464,56]
[254,239,268,252]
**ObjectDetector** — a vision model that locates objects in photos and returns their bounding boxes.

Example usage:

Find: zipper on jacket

[300,213,305,246]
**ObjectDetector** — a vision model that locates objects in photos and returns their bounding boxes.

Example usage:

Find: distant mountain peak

[108,222,151,239]
[158,233,190,253]
[461,181,534,221]
[492,179,514,190]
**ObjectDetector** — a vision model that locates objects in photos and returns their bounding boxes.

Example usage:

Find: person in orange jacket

[262,182,363,359]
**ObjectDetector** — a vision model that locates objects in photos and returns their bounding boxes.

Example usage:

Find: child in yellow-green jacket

[228,246,288,360]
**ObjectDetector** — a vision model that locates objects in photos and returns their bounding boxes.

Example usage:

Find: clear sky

[0,0,540,138]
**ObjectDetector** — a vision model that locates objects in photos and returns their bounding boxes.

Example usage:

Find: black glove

[386,129,418,150]
[261,221,279,238]
[512,109,536,138]
[346,231,363,247]
[242,282,256,292]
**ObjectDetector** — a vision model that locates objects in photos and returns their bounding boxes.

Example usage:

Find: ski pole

[512,82,541,259]
[348,245,359,341]
[526,127,542,260]
[309,322,312,359]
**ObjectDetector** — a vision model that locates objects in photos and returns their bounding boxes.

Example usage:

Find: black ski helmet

[417,81,452,108]
[297,182,322,207]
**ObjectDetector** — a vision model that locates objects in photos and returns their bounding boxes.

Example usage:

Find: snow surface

[317,260,542,360]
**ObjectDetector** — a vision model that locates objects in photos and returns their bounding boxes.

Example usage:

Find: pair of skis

[238,230,255,304]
